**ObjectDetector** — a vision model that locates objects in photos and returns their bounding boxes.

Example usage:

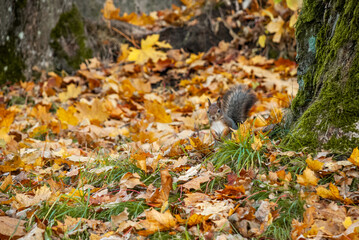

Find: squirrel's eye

[207,111,209,114]
[217,109,221,113]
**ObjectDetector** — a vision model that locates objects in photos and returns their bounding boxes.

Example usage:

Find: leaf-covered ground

[1,0,359,239]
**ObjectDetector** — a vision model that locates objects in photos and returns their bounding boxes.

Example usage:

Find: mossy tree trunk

[283,0,359,152]
[0,0,181,84]
[0,0,73,83]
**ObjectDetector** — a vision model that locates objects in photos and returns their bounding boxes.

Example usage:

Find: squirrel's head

[207,97,223,122]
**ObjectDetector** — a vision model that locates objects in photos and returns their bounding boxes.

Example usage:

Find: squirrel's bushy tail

[222,85,257,124]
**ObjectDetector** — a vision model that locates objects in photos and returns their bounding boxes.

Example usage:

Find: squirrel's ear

[207,98,211,106]
[217,97,221,107]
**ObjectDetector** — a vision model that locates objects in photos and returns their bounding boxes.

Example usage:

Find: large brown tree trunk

[283,0,359,152]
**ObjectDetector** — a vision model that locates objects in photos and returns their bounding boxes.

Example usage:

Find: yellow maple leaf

[120,12,155,26]
[0,175,13,191]
[56,106,79,126]
[30,105,53,124]
[0,111,15,128]
[304,224,324,238]
[186,214,210,226]
[289,12,298,28]
[58,84,82,102]
[348,147,359,166]
[75,99,110,124]
[0,156,24,172]
[185,52,204,65]
[286,0,302,11]
[316,183,343,201]
[296,167,318,186]
[102,0,121,20]
[251,135,263,151]
[29,125,48,139]
[61,188,87,201]
[120,79,136,98]
[0,127,12,144]
[127,34,172,65]
[144,100,172,123]
[270,107,283,124]
[266,17,284,43]
[258,35,266,48]
[137,209,177,236]
[306,157,324,171]
[343,217,353,229]
[117,44,130,62]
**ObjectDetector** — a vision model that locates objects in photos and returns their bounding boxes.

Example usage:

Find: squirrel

[207,85,257,140]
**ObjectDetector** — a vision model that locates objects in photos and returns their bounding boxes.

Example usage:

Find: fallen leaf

[0,175,12,191]
[127,34,171,65]
[144,100,172,123]
[348,147,359,166]
[120,172,145,189]
[297,167,318,186]
[306,157,324,171]
[316,183,343,201]
[0,216,26,238]
[138,209,177,236]
[58,84,82,102]
[13,185,52,209]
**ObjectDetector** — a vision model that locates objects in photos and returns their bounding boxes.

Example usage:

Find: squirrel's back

[222,85,257,125]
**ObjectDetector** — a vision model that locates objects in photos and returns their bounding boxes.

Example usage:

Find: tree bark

[0,0,181,84]
[0,0,73,83]
[283,0,359,152]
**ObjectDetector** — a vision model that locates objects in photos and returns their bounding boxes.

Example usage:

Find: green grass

[200,175,226,193]
[211,131,266,171]
[248,179,304,240]
[96,201,148,220]
[78,155,142,187]
[29,154,150,238]
[149,231,192,240]
[262,198,304,240]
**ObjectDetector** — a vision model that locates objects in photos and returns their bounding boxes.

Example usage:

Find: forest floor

[1,0,359,239]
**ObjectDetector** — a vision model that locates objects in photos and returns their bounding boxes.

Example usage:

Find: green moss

[0,0,28,84]
[50,5,92,71]
[16,0,27,9]
[0,37,26,84]
[283,0,359,152]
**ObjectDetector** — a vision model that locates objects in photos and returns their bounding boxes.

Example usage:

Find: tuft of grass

[249,179,305,240]
[96,201,148,221]
[31,154,150,238]
[201,175,226,193]
[79,156,142,188]
[149,231,191,240]
[263,198,305,240]
[211,131,266,171]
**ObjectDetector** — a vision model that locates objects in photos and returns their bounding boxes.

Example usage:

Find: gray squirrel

[207,85,257,139]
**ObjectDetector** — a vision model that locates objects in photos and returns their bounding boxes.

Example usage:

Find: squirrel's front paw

[210,129,222,141]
